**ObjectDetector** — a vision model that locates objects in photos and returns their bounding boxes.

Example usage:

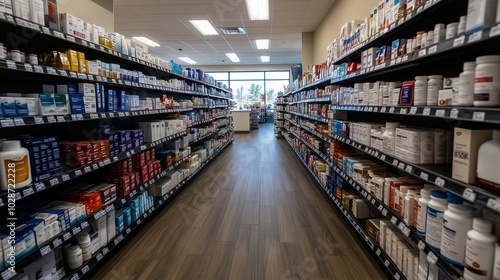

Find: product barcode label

[389,107,395,113]
[394,273,401,280]
[405,165,413,173]
[418,49,427,57]
[53,238,63,248]
[423,108,431,115]
[47,116,56,123]
[96,253,103,262]
[92,163,98,170]
[72,226,81,235]
[435,177,445,187]
[398,162,405,169]
[121,198,126,204]
[46,67,57,75]
[400,108,407,114]
[427,252,438,264]
[391,216,398,224]
[487,198,500,212]
[77,73,87,79]
[24,63,33,72]
[84,166,91,173]
[384,260,390,267]
[75,169,82,176]
[49,177,59,186]
[453,35,465,47]
[420,172,429,181]
[428,45,438,54]
[69,71,77,78]
[13,118,25,126]
[403,227,411,236]
[81,265,90,275]
[472,111,485,121]
[450,109,459,119]
[41,26,51,34]
[102,247,109,255]
[398,222,406,231]
[40,245,51,256]
[34,65,44,73]
[468,31,483,43]
[66,35,75,42]
[70,274,79,280]
[5,60,16,70]
[126,228,131,234]
[23,187,34,196]
[380,154,386,161]
[90,113,99,119]
[81,221,89,229]
[137,218,142,224]
[58,70,68,76]
[63,232,72,241]
[1,119,14,127]
[435,109,445,117]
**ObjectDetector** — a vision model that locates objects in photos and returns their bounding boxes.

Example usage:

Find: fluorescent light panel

[226,53,240,63]
[190,20,218,35]
[261,56,270,62]
[179,57,197,64]
[255,39,269,50]
[245,0,269,20]
[132,37,160,47]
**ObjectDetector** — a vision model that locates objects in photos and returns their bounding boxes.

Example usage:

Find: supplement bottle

[464,218,497,280]
[416,187,432,235]
[494,244,500,280]
[66,246,83,270]
[78,232,92,261]
[458,61,476,106]
[426,30,434,46]
[474,55,500,107]
[434,23,446,44]
[427,75,443,106]
[425,190,448,251]
[382,122,400,155]
[0,140,31,191]
[441,194,473,266]
[458,15,467,34]
[445,22,459,39]
[476,130,500,187]
[414,76,428,105]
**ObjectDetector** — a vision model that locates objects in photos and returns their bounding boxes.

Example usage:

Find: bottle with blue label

[425,190,448,251]
[441,193,473,266]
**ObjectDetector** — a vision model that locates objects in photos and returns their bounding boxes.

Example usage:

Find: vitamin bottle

[414,76,428,105]
[416,187,432,235]
[464,218,497,280]
[382,122,400,155]
[476,130,500,187]
[426,75,443,106]
[474,55,500,107]
[0,140,31,191]
[425,190,448,250]
[441,194,473,266]
[78,232,92,261]
[458,61,476,106]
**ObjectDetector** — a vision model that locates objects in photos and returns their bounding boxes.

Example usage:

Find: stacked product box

[20,136,63,182]
[59,140,109,168]
[63,188,103,216]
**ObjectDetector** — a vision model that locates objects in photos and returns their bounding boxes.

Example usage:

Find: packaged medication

[445,22,459,39]
[425,190,448,251]
[474,55,500,107]
[465,0,498,34]
[452,128,492,183]
[426,75,443,106]
[413,76,428,106]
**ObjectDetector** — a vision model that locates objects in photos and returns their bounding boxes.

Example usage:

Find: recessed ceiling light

[179,57,197,64]
[261,56,270,62]
[226,53,240,63]
[190,20,218,35]
[256,39,269,50]
[132,37,160,47]
[245,0,269,20]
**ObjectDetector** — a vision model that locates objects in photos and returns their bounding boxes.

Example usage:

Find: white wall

[198,64,294,72]
[58,0,114,32]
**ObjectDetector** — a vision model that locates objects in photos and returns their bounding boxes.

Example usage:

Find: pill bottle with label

[458,15,467,34]
[66,246,83,270]
[427,75,443,106]
[414,76,428,105]
[476,130,500,188]
[474,55,500,107]
[426,30,434,46]
[446,22,459,39]
[0,140,32,191]
[464,218,497,280]
[78,232,92,261]
[425,190,448,251]
[434,23,446,43]
[416,187,432,235]
[382,122,400,155]
[441,194,473,266]
[459,61,476,106]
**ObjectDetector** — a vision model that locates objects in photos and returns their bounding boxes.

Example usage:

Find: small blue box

[68,94,85,114]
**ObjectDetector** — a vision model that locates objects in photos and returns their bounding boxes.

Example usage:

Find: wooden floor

[92,124,386,280]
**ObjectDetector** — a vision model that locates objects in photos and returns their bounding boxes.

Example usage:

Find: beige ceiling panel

[272,10,305,19]
[272,1,309,11]
[114,0,163,6]
[273,19,304,27]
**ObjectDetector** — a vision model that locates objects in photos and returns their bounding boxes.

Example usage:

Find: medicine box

[43,0,58,29]
[466,0,498,33]
[68,93,85,114]
[56,84,77,94]
[1,96,16,117]
[452,128,492,183]
[29,0,44,24]
[13,0,30,20]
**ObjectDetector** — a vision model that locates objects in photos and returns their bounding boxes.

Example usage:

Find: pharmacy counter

[231,110,251,132]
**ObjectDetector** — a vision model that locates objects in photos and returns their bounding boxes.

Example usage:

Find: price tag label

[463,188,476,202]
[33,65,44,73]
[453,35,465,47]
[403,227,411,236]
[384,260,390,267]
[420,172,429,181]
[102,247,109,255]
[472,111,485,121]
[394,273,401,280]
[77,73,87,79]
[34,182,45,192]
[419,49,427,57]
[1,118,14,127]
[126,228,131,234]
[487,198,500,212]
[53,238,63,248]
[81,221,89,229]
[396,57,402,64]
[47,116,56,123]
[53,31,65,39]
[391,216,398,224]
[423,108,431,115]
[435,177,445,187]
[70,274,79,280]
[398,222,406,231]
[12,117,25,126]
[49,177,59,186]
[398,162,406,169]
[402,55,409,62]
[40,245,52,256]
[435,109,445,117]
[427,251,438,264]
[66,35,75,42]
[41,26,51,34]
[6,60,17,69]
[90,113,99,119]
[81,265,90,275]
[96,253,103,262]
[428,45,438,54]
[63,232,72,241]
[72,226,81,235]
[84,166,91,173]
[468,30,483,43]
[75,169,82,176]
[23,63,33,72]
[23,187,34,197]
[450,109,459,119]
[46,67,57,75]
[81,40,88,46]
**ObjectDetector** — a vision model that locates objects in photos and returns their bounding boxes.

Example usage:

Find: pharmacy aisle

[89,124,386,280]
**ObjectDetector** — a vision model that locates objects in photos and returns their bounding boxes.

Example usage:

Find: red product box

[150,148,155,161]
[155,161,161,175]
[107,175,131,196]
[134,172,141,186]
[129,173,137,190]
[148,162,154,178]
[145,150,151,164]
[128,157,133,174]
[132,153,146,167]
[139,166,149,183]
[111,160,128,175]
[67,192,102,215]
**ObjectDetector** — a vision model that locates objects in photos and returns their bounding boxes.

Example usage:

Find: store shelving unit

[0,10,234,280]
[274,103,285,136]
[279,0,500,279]
[250,108,260,128]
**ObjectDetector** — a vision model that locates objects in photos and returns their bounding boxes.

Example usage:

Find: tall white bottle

[464,218,497,280]
[476,130,500,188]
[425,190,448,251]
[458,61,476,106]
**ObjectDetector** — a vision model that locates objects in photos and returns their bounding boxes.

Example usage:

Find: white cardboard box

[452,128,492,183]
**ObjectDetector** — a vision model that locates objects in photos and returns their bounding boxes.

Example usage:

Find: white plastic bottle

[425,190,448,251]
[78,232,92,261]
[464,218,497,280]
[382,122,400,155]
[414,76,428,106]
[441,194,473,266]
[66,246,83,270]
[494,243,500,280]
[416,188,432,235]
[476,130,500,187]
[459,61,476,106]
[0,140,32,191]
[474,55,500,107]
[427,75,443,106]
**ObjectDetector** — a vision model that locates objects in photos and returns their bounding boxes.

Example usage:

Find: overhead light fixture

[261,56,270,62]
[226,53,240,63]
[190,20,218,35]
[132,37,160,47]
[245,0,269,20]
[179,57,197,64]
[255,39,269,50]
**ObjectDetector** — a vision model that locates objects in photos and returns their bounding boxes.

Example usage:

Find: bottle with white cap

[458,61,476,106]
[464,218,497,280]
[414,76,428,106]
[425,190,448,250]
[427,75,443,106]
[382,122,400,155]
[441,193,473,266]
[0,140,32,191]
[476,130,500,187]
[474,55,500,107]
[416,187,434,235]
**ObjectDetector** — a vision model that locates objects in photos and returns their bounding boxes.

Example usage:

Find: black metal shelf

[331,105,500,125]
[282,136,405,280]
[188,131,215,144]
[285,111,330,123]
[284,76,333,97]
[0,131,187,208]
[289,97,332,105]
[0,13,231,96]
[300,125,332,143]
[332,133,500,214]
